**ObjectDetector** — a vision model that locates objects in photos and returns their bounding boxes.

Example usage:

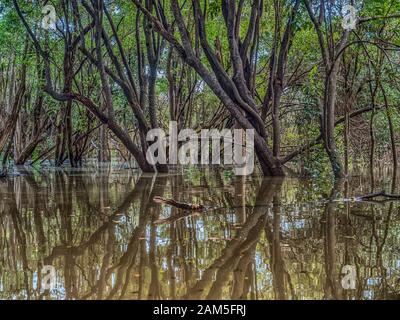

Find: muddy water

[0,167,399,300]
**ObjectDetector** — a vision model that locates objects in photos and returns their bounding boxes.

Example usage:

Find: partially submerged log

[333,190,400,204]
[153,196,217,225]
[356,191,400,202]
[153,196,206,211]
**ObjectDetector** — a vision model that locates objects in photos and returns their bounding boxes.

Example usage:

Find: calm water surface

[0,167,399,300]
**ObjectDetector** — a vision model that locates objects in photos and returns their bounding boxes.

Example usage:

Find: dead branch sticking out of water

[356,191,400,202]
[153,196,211,225]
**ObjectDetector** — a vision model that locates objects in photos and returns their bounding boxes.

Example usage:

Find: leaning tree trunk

[324,65,345,179]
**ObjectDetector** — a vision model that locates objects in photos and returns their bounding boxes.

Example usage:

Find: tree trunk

[323,58,345,179]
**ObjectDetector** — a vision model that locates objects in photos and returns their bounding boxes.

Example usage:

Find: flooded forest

[0,0,400,300]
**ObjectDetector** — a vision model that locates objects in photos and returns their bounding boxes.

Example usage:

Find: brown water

[0,166,399,300]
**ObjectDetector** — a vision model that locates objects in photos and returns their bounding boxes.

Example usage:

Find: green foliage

[0,0,399,174]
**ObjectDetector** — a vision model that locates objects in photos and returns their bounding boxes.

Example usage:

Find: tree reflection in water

[0,167,399,300]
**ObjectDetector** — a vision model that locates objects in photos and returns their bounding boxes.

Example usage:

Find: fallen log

[153,196,206,211]
[356,191,400,201]
[154,211,202,225]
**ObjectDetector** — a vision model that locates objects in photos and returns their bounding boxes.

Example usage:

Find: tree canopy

[0,0,400,178]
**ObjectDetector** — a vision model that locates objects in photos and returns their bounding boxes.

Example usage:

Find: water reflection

[0,167,399,300]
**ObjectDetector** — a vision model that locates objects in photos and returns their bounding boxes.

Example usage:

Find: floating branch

[356,191,400,201]
[152,196,219,225]
[333,191,400,204]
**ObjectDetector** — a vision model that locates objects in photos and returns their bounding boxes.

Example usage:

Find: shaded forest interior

[0,0,400,177]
